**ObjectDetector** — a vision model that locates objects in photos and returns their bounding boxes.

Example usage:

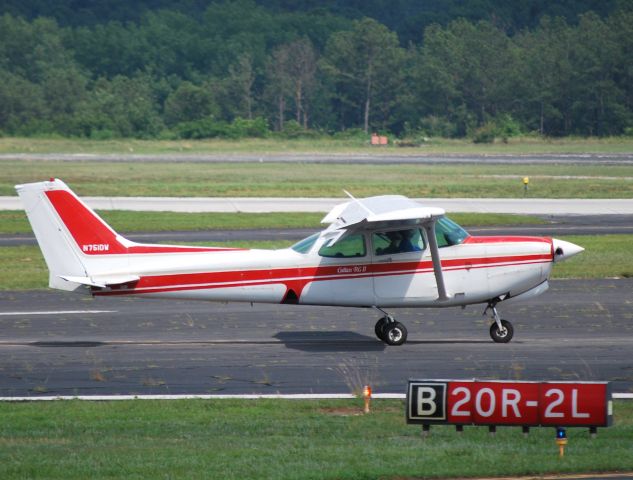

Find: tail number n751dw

[82,244,110,252]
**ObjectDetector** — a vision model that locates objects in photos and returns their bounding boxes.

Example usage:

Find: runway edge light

[363,385,372,414]
[556,427,568,458]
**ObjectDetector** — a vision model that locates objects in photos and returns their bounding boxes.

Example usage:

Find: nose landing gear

[484,301,514,343]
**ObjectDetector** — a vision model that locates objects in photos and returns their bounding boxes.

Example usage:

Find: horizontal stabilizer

[59,274,140,288]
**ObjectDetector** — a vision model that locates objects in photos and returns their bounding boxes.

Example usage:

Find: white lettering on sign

[417,387,438,416]
[475,388,495,417]
[572,389,590,418]
[502,389,522,418]
[82,244,110,252]
[544,389,565,418]
[451,387,471,417]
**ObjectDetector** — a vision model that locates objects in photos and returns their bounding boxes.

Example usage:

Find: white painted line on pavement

[0,310,116,316]
[0,393,630,401]
[0,394,391,401]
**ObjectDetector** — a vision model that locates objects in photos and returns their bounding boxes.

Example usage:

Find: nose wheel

[373,309,408,346]
[484,301,514,343]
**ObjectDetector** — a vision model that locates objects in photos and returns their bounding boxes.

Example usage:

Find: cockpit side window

[373,228,425,256]
[318,233,366,258]
[435,217,469,248]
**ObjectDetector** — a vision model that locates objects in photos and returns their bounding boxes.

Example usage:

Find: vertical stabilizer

[16,179,231,292]
[16,179,94,290]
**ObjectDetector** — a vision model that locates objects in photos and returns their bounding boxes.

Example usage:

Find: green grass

[0,399,631,479]
[1,235,631,290]
[0,210,541,235]
[2,135,633,155]
[549,235,633,279]
[3,160,633,198]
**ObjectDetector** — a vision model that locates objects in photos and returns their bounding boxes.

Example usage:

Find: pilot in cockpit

[378,229,422,255]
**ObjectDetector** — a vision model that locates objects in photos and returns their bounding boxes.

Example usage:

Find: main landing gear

[484,300,514,343]
[373,307,407,346]
[373,301,514,346]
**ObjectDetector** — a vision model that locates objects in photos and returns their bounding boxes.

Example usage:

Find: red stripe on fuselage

[94,252,552,297]
[463,236,552,245]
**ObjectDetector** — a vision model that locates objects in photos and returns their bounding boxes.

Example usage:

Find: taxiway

[1,279,632,397]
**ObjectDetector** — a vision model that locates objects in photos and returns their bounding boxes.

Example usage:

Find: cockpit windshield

[435,217,469,247]
[291,233,320,254]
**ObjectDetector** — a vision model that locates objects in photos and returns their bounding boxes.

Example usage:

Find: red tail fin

[45,189,128,254]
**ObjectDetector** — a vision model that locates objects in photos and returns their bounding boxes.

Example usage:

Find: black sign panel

[407,381,447,424]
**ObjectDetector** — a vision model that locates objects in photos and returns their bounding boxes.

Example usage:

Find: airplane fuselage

[89,234,553,309]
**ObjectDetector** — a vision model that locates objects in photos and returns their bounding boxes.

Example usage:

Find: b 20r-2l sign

[406,380,612,427]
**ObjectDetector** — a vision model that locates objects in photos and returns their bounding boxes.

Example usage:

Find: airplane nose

[552,238,584,262]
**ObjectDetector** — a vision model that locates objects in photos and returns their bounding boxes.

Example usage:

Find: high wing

[321,194,451,301]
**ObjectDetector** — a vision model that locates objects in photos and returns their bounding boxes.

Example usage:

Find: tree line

[0,0,631,140]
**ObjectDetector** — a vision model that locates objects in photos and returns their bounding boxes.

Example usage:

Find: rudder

[15,179,129,291]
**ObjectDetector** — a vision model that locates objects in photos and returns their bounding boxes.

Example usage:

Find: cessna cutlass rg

[17,179,583,346]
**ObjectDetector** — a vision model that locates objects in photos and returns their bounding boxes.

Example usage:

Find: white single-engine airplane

[17,179,584,346]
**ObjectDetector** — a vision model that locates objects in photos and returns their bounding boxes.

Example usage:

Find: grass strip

[3,160,633,198]
[0,235,630,290]
[547,235,633,279]
[0,399,631,479]
[3,135,633,155]
[0,210,542,235]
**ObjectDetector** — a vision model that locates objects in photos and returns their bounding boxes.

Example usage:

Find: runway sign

[407,380,612,427]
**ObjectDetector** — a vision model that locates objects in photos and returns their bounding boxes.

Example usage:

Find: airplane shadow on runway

[274,331,387,352]
[274,331,495,352]
[274,331,496,352]
[30,341,106,348]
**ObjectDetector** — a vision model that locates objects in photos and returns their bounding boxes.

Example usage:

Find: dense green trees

[0,1,631,139]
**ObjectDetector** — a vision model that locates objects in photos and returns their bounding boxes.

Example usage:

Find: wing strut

[424,221,450,301]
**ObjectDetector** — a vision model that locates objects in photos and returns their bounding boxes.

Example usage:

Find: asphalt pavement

[2,152,633,164]
[1,278,632,397]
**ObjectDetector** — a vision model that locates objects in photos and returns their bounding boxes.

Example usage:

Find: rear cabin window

[318,233,366,258]
[373,228,426,256]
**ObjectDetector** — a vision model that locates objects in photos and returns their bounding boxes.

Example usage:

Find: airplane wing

[321,195,445,230]
[321,195,450,301]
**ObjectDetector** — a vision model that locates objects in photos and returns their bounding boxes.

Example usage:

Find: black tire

[374,317,389,340]
[383,322,408,346]
[490,319,514,343]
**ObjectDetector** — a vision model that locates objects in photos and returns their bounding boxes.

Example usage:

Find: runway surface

[1,278,632,397]
[2,152,633,164]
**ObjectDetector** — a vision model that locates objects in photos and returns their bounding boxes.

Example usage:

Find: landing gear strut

[484,301,514,343]
[373,307,407,346]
